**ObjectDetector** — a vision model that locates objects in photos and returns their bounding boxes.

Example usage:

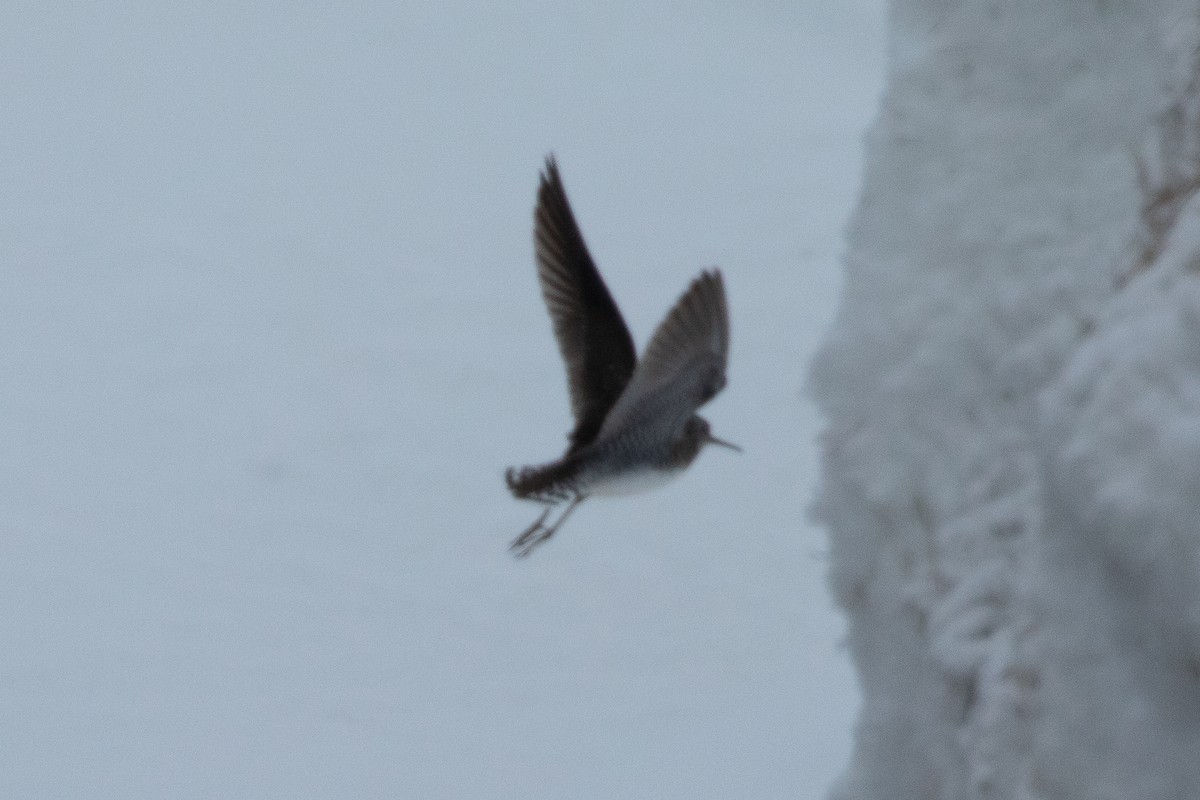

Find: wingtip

[540,153,561,186]
[690,267,725,297]
[537,155,568,213]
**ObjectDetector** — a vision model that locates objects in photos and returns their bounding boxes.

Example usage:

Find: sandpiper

[506,156,737,557]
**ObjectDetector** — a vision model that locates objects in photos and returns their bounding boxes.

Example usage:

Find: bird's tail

[505,457,578,503]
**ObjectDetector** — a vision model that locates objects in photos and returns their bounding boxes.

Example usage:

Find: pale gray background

[1,3,886,797]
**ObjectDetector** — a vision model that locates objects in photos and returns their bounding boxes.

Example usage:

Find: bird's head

[672,416,741,466]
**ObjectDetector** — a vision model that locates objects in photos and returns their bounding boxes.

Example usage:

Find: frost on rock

[812,2,1200,799]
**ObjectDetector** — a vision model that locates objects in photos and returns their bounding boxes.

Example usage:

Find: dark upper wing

[534,156,637,453]
[596,269,729,441]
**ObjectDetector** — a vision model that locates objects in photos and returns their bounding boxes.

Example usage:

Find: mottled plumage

[506,157,736,557]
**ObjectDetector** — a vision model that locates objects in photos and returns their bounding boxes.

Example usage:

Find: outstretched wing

[596,269,729,441]
[533,156,637,453]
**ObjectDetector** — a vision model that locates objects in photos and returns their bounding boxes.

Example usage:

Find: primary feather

[533,157,637,453]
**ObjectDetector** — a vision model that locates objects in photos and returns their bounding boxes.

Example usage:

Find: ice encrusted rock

[812,2,1200,798]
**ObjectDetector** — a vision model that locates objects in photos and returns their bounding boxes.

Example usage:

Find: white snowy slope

[811,1,1200,798]
[0,3,885,799]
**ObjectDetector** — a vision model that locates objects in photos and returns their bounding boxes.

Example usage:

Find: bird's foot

[508,495,586,559]
[510,507,554,558]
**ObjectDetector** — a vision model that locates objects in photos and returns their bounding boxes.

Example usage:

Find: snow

[811,1,1200,798]
[0,3,886,798]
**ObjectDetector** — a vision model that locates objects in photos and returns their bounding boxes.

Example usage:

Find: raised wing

[596,269,729,441]
[534,156,637,453]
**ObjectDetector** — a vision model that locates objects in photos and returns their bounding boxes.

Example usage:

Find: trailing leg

[509,495,586,558]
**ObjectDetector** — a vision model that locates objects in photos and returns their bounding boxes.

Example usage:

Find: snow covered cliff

[811,2,1200,797]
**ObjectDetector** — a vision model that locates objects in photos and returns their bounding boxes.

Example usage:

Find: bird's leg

[509,495,586,558]
[546,494,584,536]
[510,506,552,553]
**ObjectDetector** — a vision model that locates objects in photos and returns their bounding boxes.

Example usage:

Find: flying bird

[505,156,737,557]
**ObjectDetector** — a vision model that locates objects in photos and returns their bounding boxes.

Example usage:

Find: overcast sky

[2,4,888,797]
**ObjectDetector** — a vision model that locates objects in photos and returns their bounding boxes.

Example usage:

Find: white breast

[584,466,682,497]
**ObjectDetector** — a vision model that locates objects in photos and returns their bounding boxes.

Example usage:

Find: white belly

[585,466,682,497]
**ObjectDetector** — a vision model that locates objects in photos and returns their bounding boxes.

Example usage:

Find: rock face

[810,3,1200,798]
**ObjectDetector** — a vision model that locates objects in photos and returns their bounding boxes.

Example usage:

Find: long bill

[705,432,742,452]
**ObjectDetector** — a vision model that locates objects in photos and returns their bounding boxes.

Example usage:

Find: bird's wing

[596,269,729,440]
[534,156,637,453]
